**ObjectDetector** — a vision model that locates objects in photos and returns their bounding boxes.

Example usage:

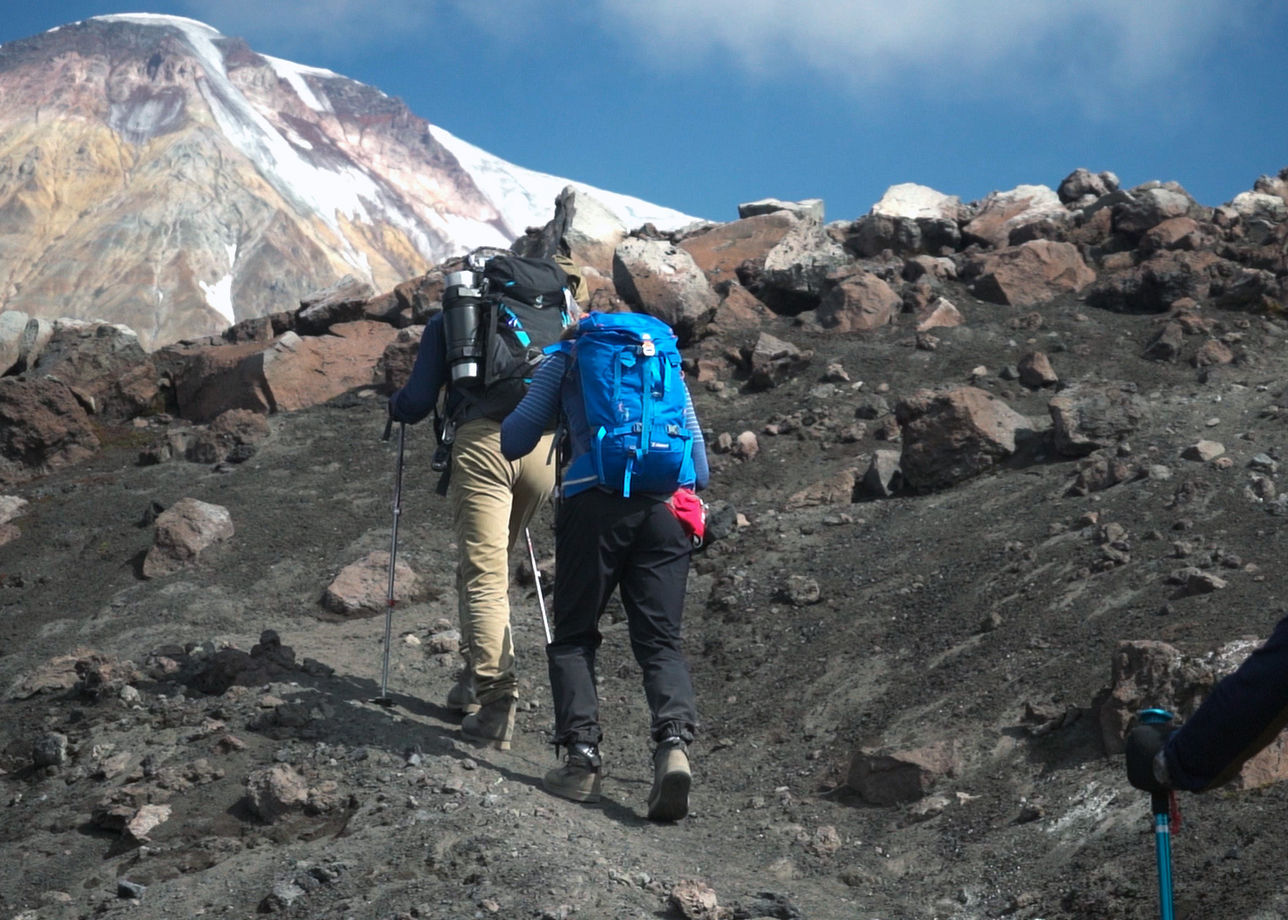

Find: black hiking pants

[547,488,697,748]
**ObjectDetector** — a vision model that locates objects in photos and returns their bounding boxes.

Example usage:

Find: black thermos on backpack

[442,270,485,385]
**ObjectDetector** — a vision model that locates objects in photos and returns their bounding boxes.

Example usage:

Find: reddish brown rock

[1099,640,1212,755]
[0,377,101,485]
[970,241,1095,307]
[294,275,379,336]
[895,386,1031,491]
[915,296,964,332]
[377,325,425,394]
[163,322,397,422]
[679,212,799,286]
[321,551,430,618]
[30,320,159,420]
[1018,351,1058,388]
[709,282,773,333]
[847,740,960,804]
[963,185,1068,250]
[816,271,900,332]
[142,498,235,578]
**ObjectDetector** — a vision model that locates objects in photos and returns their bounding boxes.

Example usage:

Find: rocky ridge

[1,165,1288,918]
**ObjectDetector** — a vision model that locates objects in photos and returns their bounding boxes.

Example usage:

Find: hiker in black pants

[1127,612,1288,793]
[499,315,709,821]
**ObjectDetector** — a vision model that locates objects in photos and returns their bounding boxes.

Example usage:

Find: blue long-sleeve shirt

[388,313,448,424]
[500,349,709,497]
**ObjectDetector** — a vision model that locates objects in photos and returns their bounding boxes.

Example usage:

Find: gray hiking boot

[543,742,603,803]
[647,737,691,821]
[445,672,479,715]
[460,696,516,750]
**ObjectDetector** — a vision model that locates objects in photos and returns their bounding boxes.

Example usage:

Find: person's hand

[1126,722,1173,793]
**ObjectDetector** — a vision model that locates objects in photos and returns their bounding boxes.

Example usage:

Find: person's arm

[500,350,565,460]
[1163,614,1288,791]
[388,315,446,424]
[682,384,709,491]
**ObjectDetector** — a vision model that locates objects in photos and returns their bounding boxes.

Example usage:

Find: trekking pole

[1139,707,1177,920]
[524,527,552,645]
[373,417,406,706]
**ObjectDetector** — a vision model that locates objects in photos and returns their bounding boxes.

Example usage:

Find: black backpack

[452,255,572,423]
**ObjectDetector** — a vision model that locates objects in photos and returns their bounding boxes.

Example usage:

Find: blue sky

[3,1,1286,223]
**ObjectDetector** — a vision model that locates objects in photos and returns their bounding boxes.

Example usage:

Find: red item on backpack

[666,488,707,548]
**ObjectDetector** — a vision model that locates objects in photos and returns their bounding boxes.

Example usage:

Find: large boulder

[815,271,901,332]
[968,240,1095,307]
[1048,384,1148,457]
[0,377,101,486]
[31,320,159,420]
[1112,182,1206,242]
[0,311,29,375]
[1098,640,1211,755]
[293,275,379,336]
[847,740,960,805]
[895,386,1032,491]
[261,322,398,413]
[738,197,825,222]
[1057,168,1120,208]
[753,219,851,315]
[512,186,632,295]
[141,498,234,578]
[612,238,719,344]
[1086,250,1224,314]
[870,183,962,221]
[963,185,1068,250]
[321,551,431,618]
[163,321,398,422]
[679,212,799,286]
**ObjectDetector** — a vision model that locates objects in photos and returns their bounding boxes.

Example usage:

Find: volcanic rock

[141,497,234,578]
[968,240,1095,306]
[0,377,101,485]
[895,386,1032,491]
[612,238,719,344]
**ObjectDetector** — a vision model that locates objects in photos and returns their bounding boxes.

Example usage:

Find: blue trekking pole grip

[1139,708,1176,920]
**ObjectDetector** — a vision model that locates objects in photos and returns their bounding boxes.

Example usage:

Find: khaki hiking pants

[449,418,555,705]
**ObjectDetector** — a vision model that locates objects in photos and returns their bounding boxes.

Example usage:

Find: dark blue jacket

[1165,613,1288,790]
[388,314,448,425]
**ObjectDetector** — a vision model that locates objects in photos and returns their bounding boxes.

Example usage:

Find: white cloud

[594,0,1246,109]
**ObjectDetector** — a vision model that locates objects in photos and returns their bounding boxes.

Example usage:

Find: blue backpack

[557,311,695,497]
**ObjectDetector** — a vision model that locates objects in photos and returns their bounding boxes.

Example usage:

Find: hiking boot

[543,742,603,803]
[445,672,480,715]
[647,738,691,821]
[460,697,516,750]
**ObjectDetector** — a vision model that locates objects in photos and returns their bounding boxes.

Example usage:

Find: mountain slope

[0,14,696,348]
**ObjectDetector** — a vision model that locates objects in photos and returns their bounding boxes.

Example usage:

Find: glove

[1125,722,1174,793]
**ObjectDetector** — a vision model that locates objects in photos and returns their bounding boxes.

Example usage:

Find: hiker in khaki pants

[388,252,577,750]
[448,418,554,742]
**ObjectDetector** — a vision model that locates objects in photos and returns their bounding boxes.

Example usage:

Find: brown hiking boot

[460,697,516,750]
[647,738,690,821]
[445,672,479,715]
[543,743,603,803]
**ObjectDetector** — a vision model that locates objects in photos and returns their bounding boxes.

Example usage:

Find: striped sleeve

[500,351,565,461]
[683,384,709,490]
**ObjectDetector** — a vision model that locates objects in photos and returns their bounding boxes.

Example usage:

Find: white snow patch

[93,13,224,38]
[264,55,337,114]
[428,125,702,236]
[200,273,236,325]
